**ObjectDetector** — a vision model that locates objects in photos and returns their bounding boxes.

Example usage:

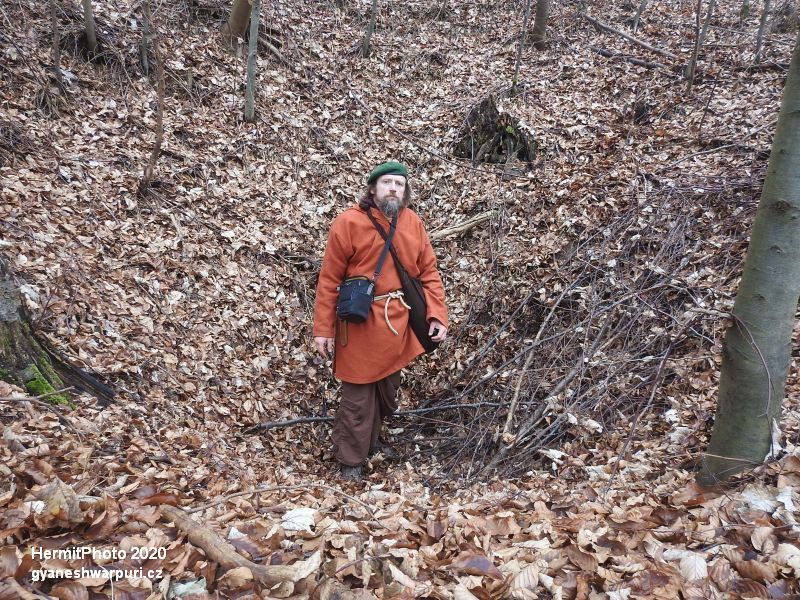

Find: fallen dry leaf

[449,552,504,580]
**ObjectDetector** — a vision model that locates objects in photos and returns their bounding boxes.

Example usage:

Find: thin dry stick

[503,282,575,435]
[0,387,73,402]
[661,119,776,170]
[186,483,375,516]
[140,0,165,193]
[429,210,497,241]
[0,387,84,439]
[246,402,501,433]
[584,13,678,59]
[588,46,667,69]
[602,322,690,497]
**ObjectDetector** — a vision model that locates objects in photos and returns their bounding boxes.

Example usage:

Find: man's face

[374,174,406,218]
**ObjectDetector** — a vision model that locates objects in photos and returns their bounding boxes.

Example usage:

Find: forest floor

[1,0,800,598]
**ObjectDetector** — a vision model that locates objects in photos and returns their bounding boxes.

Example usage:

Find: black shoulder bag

[336,214,397,323]
[366,210,440,354]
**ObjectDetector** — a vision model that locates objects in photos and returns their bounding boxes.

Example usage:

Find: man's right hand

[315,336,335,358]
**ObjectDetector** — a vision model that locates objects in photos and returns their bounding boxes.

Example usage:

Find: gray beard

[376,197,401,218]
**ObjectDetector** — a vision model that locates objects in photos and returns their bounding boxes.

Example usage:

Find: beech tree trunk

[531,0,551,51]
[699,0,717,48]
[361,0,378,58]
[632,0,648,33]
[754,0,773,63]
[49,0,63,87]
[511,0,533,96]
[244,0,261,122]
[686,0,703,93]
[698,31,800,486]
[82,0,97,54]
[221,0,251,48]
[139,0,165,194]
[740,0,751,26]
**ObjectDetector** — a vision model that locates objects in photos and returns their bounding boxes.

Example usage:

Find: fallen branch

[583,13,677,60]
[588,45,666,69]
[161,505,321,585]
[185,483,375,515]
[659,119,776,171]
[430,210,497,241]
[246,402,501,433]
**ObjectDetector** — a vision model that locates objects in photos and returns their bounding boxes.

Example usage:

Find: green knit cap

[367,161,408,184]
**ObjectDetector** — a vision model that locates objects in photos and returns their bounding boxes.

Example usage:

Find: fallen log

[0,260,115,407]
[588,45,667,70]
[245,402,501,434]
[583,13,677,60]
[430,210,497,241]
[160,505,321,585]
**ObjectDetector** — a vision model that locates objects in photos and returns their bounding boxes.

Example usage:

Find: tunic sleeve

[416,219,449,328]
[313,217,352,337]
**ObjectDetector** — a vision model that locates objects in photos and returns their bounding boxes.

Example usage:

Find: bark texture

[531,0,551,51]
[221,0,251,47]
[244,0,261,122]
[511,0,532,96]
[139,0,165,194]
[361,0,378,58]
[82,0,97,53]
[698,32,800,485]
[755,0,773,63]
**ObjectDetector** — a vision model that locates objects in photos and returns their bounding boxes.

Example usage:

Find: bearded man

[313,161,448,481]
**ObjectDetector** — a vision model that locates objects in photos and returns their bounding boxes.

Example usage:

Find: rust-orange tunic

[313,204,448,384]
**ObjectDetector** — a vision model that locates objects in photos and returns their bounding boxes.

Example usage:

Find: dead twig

[185,483,375,516]
[583,13,677,60]
[588,45,667,69]
[245,402,502,433]
[429,210,498,241]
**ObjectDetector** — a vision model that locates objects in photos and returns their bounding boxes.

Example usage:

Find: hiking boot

[340,464,363,481]
[369,441,399,460]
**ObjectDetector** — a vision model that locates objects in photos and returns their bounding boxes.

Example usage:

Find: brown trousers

[333,371,401,466]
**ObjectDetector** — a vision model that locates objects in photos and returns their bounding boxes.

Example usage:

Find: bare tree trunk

[361,0,378,58]
[686,0,703,93]
[244,0,261,123]
[755,0,773,63]
[82,0,97,54]
[740,0,751,26]
[139,12,150,75]
[511,0,533,96]
[531,0,551,51]
[698,31,800,486]
[221,0,251,48]
[699,0,717,48]
[139,0,165,194]
[49,0,63,87]
[632,0,648,34]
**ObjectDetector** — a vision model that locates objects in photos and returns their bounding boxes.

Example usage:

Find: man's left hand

[428,319,447,343]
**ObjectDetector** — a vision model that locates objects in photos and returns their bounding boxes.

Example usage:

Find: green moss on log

[21,364,70,406]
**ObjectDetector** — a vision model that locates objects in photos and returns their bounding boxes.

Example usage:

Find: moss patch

[21,364,71,406]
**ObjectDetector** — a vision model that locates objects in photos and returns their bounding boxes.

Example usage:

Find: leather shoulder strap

[366,210,408,277]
